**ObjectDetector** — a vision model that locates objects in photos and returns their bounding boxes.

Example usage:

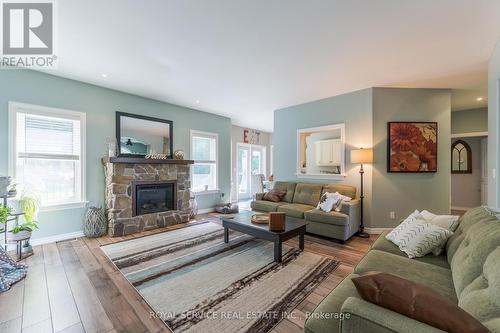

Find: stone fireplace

[102,157,193,236]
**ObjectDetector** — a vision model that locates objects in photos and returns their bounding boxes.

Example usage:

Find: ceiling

[43,0,500,132]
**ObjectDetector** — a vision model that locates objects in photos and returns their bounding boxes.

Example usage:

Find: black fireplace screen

[133,182,175,216]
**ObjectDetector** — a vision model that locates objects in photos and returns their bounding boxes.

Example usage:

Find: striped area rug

[101,221,339,333]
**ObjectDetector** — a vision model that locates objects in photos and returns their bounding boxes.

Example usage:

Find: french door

[237,143,266,200]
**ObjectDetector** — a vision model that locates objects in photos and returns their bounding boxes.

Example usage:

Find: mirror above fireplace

[116,112,173,158]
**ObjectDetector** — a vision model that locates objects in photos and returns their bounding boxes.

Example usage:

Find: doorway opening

[450,134,488,214]
[236,143,266,201]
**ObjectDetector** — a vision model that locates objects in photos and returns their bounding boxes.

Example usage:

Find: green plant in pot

[20,193,40,224]
[0,204,12,226]
[8,194,40,247]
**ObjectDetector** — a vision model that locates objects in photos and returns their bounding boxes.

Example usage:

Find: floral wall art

[387,122,438,172]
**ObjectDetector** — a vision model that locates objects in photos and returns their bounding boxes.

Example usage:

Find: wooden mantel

[102,157,194,165]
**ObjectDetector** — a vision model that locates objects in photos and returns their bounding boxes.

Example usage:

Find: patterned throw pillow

[420,210,460,231]
[398,223,453,259]
[386,210,424,245]
[420,210,460,255]
[317,192,341,212]
[262,189,287,203]
[317,192,352,213]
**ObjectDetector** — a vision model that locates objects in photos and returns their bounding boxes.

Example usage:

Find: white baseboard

[364,227,393,234]
[30,231,85,246]
[451,206,473,211]
[197,207,215,214]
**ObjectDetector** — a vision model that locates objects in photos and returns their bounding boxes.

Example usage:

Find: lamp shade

[351,148,373,164]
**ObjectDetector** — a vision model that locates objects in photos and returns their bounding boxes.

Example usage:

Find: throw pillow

[351,272,490,333]
[262,189,286,203]
[420,210,460,255]
[385,210,424,245]
[398,223,453,258]
[420,210,460,231]
[317,192,341,212]
[332,192,352,212]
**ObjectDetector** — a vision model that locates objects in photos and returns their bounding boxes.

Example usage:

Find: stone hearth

[103,159,192,236]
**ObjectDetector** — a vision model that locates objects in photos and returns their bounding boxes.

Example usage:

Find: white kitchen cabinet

[315,139,342,166]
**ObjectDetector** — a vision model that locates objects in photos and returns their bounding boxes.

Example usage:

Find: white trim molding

[197,207,216,214]
[30,230,85,246]
[190,129,219,193]
[296,173,346,180]
[40,201,89,212]
[194,190,220,196]
[451,131,488,138]
[296,123,346,178]
[364,227,393,235]
[451,206,473,211]
[8,101,87,209]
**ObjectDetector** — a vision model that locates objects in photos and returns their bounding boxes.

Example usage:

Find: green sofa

[250,181,360,242]
[305,206,500,333]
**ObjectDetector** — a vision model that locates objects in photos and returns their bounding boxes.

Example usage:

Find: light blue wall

[488,39,500,209]
[273,87,452,228]
[372,88,451,227]
[0,70,231,239]
[451,108,488,134]
[274,88,374,226]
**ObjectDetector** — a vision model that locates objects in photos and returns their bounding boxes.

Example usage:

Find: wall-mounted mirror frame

[296,123,346,179]
[116,112,173,158]
[451,139,472,174]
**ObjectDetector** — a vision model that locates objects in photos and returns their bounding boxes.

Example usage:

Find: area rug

[101,221,339,333]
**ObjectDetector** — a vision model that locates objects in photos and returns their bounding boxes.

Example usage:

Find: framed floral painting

[387,122,438,173]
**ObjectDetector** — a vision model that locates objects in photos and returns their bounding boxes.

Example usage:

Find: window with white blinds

[9,103,86,208]
[190,130,218,193]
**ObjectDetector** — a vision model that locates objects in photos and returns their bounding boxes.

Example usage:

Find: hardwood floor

[0,214,377,333]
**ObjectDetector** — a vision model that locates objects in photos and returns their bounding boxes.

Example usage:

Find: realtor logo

[1,0,57,68]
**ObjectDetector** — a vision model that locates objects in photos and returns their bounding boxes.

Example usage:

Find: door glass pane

[238,148,248,194]
[251,150,262,175]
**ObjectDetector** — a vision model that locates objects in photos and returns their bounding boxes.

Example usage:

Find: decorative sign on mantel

[145,153,168,159]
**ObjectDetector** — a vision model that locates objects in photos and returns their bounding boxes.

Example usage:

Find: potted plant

[7,193,40,246]
[20,193,40,224]
[0,204,12,226]
[8,221,38,242]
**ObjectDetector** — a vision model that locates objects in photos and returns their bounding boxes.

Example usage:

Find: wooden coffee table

[221,211,307,263]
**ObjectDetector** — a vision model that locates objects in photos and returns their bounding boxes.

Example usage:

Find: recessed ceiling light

[101,73,108,78]
[476,97,483,101]
[196,100,200,104]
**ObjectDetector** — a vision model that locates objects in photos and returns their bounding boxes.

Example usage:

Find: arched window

[451,140,472,174]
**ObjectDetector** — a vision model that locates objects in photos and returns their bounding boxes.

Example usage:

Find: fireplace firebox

[132,181,177,217]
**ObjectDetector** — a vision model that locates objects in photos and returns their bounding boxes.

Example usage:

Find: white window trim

[296,123,346,179]
[8,101,87,211]
[190,129,219,195]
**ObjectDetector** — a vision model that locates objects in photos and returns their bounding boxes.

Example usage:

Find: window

[190,130,218,193]
[9,102,86,209]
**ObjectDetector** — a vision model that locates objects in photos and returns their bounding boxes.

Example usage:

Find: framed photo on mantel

[387,122,438,173]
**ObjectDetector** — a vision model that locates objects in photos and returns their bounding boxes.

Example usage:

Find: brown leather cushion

[262,189,287,203]
[351,272,490,333]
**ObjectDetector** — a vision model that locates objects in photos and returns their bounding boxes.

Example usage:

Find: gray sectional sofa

[305,206,500,333]
[250,181,360,242]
